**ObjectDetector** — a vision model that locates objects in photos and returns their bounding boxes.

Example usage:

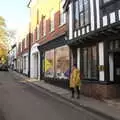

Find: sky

[0,0,29,43]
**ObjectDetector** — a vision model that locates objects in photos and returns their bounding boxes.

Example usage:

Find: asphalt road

[0,71,109,120]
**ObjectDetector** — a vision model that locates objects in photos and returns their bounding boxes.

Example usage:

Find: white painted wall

[96,0,100,28]
[90,0,95,31]
[23,53,28,75]
[30,43,39,79]
[69,2,73,40]
[77,48,80,70]
[99,42,104,81]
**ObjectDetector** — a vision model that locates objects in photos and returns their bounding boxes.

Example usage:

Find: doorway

[114,52,120,83]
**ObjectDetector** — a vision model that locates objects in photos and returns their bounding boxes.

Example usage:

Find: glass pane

[87,47,91,78]
[79,0,83,12]
[115,40,119,49]
[109,41,113,50]
[84,0,89,25]
[85,10,89,25]
[75,0,79,29]
[45,49,54,78]
[80,13,84,26]
[91,46,97,79]
[55,46,70,79]
[83,48,88,78]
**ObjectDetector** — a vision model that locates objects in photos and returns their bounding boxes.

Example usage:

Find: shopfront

[38,35,70,88]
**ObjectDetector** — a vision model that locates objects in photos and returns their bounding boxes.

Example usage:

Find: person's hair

[73,64,77,68]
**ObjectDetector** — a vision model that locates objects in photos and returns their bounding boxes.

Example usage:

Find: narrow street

[0,71,109,120]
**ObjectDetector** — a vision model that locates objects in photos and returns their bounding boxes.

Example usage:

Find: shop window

[83,46,97,79]
[55,46,70,79]
[45,49,54,78]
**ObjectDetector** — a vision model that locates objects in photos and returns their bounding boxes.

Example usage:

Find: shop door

[114,52,120,83]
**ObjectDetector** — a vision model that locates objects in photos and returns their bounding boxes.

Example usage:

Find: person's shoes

[77,96,80,99]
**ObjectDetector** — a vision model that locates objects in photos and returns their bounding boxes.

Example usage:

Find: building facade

[8,44,17,70]
[63,0,120,99]
[28,0,70,85]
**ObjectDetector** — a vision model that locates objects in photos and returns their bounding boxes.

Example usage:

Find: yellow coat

[70,68,81,88]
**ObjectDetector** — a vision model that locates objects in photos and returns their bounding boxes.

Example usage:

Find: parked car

[0,64,8,71]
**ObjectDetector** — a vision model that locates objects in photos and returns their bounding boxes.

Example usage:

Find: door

[114,52,120,83]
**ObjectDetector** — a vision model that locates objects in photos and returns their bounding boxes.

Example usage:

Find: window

[55,46,69,79]
[83,46,97,79]
[43,45,70,79]
[75,0,79,29]
[43,17,46,36]
[25,38,27,48]
[37,25,40,40]
[37,9,39,24]
[60,1,66,25]
[45,49,55,78]
[84,0,89,25]
[50,10,54,32]
[74,0,89,28]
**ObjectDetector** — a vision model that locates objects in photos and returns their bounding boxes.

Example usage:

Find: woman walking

[70,64,81,99]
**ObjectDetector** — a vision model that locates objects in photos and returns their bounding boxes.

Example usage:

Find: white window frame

[50,9,55,32]
[43,18,46,36]
[25,38,27,48]
[60,0,66,25]
[37,24,40,41]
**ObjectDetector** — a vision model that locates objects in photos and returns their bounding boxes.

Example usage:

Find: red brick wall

[32,10,67,46]
[81,83,120,99]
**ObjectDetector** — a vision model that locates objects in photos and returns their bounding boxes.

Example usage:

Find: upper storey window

[50,9,55,32]
[74,0,89,29]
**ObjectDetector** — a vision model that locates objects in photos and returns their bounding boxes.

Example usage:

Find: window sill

[59,23,66,27]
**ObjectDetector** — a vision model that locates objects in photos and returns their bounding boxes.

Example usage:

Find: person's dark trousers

[71,86,80,98]
[76,86,80,98]
[71,88,75,98]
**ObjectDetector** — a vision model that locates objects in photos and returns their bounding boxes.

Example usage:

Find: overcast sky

[0,0,29,33]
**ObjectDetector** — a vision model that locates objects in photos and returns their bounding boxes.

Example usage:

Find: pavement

[10,70,120,120]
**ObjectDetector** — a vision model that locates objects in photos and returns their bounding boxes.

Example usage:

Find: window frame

[50,9,55,32]
[82,45,98,80]
[74,0,90,30]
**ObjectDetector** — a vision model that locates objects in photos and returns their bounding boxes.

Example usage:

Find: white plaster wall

[38,52,40,79]
[99,42,104,81]
[69,2,73,40]
[96,0,100,28]
[30,43,39,78]
[90,0,95,31]
[77,48,80,70]
[23,53,28,75]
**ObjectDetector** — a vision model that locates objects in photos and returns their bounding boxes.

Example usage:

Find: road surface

[0,71,109,120]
